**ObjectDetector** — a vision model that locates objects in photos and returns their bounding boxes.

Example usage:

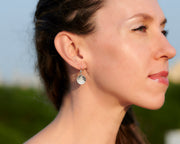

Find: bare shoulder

[24,116,65,144]
[23,123,57,144]
[23,131,47,144]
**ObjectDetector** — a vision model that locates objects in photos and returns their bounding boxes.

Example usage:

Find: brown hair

[34,0,148,143]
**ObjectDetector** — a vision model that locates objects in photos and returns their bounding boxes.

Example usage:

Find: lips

[148,71,169,85]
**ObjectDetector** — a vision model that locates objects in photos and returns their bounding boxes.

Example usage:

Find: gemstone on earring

[77,74,86,85]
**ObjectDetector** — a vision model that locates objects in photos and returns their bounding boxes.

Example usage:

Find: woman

[25,0,176,143]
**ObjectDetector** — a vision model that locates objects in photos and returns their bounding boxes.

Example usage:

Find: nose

[154,34,176,60]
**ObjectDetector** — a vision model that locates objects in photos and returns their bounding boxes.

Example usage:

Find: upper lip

[148,71,169,78]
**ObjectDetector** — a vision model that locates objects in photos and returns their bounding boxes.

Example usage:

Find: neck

[54,83,129,144]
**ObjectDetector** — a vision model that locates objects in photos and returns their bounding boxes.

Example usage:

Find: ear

[54,31,87,70]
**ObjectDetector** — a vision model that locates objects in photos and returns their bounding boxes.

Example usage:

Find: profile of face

[81,0,176,110]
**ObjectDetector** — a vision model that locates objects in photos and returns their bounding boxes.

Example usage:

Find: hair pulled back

[34,0,148,143]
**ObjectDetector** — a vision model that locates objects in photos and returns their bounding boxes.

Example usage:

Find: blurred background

[0,0,180,144]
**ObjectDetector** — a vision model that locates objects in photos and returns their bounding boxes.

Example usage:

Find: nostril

[160,55,168,59]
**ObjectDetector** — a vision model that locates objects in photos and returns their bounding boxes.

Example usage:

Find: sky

[0,0,180,84]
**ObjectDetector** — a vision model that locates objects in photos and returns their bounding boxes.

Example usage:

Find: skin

[83,0,176,110]
[25,0,176,144]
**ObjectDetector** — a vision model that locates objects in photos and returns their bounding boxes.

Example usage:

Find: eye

[132,25,147,32]
[162,30,168,37]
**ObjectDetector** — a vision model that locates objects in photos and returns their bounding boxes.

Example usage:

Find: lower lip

[148,77,169,86]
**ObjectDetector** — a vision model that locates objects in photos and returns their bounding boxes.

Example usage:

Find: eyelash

[132,25,168,37]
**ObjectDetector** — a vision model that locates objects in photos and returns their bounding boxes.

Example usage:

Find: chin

[137,93,166,110]
[147,100,165,110]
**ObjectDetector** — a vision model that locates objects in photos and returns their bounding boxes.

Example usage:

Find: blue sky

[0,0,180,83]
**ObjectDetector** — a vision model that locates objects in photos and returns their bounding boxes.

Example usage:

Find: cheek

[88,35,148,101]
[89,35,149,83]
[86,32,165,109]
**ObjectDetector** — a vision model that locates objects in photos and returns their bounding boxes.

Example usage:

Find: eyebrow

[128,13,167,25]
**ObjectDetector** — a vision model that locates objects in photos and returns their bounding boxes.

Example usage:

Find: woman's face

[83,0,176,109]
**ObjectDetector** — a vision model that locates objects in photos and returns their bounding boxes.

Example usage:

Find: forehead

[99,0,165,22]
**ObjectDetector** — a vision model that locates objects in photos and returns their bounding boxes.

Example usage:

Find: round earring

[76,70,86,85]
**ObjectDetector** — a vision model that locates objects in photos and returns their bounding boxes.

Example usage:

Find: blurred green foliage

[0,83,180,144]
[0,86,57,144]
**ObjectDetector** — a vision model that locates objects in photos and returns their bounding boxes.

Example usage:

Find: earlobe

[54,31,86,70]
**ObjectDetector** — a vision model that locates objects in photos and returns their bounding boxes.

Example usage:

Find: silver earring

[76,70,86,85]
